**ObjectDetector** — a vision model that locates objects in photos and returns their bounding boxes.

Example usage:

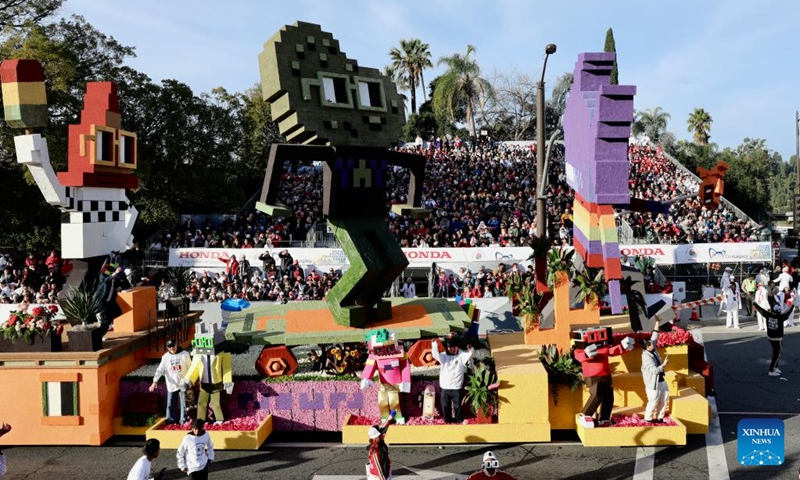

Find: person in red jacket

[572,327,635,427]
[466,451,517,480]
[366,417,392,480]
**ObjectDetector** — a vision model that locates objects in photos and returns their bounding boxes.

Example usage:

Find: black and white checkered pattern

[61,187,129,224]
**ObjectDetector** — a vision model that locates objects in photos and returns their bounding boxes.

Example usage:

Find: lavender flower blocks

[563,52,636,313]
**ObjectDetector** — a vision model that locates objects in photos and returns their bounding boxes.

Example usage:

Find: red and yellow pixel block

[0,59,48,129]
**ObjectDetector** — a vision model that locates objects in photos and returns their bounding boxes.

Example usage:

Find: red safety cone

[690,306,700,321]
[673,307,681,323]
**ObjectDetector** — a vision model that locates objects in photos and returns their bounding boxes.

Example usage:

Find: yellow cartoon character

[181,323,233,423]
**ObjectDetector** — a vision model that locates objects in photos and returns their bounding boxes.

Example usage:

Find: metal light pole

[796,111,799,232]
[536,43,557,238]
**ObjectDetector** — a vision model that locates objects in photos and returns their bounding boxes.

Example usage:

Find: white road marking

[632,446,655,480]
[313,466,466,480]
[692,329,731,480]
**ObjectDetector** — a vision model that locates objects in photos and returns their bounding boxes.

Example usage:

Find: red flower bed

[611,325,691,348]
[347,415,481,426]
[610,413,677,427]
[158,410,269,431]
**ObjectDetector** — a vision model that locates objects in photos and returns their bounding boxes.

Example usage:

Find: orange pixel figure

[59,82,139,190]
[697,162,728,209]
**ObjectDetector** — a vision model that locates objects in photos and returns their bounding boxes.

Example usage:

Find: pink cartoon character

[360,329,411,424]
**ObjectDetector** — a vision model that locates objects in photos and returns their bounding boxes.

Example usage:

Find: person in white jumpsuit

[724,280,742,329]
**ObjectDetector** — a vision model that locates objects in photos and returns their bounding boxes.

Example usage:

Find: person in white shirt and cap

[150,339,192,425]
[723,280,742,328]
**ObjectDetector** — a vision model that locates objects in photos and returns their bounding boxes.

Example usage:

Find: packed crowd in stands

[6,141,763,306]
[149,140,758,252]
[619,144,760,243]
[0,251,66,305]
[626,144,698,201]
[158,249,345,303]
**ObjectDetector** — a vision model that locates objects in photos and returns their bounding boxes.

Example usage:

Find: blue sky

[61,0,800,161]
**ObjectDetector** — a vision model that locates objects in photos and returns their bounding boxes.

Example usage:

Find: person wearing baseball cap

[365,412,394,480]
[466,451,518,479]
[150,340,191,425]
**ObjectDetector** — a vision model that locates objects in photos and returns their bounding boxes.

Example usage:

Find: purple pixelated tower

[563,52,636,314]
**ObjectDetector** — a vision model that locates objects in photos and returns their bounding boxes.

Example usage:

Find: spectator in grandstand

[400,277,416,298]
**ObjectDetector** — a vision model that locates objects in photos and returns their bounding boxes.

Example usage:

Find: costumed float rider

[360,329,411,424]
[573,326,635,427]
[181,323,233,423]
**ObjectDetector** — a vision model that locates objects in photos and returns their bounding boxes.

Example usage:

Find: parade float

[0,23,711,450]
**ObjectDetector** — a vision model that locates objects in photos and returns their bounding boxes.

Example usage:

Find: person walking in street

[127,439,165,480]
[724,280,742,329]
[776,286,796,327]
[718,267,732,315]
[177,419,214,480]
[366,412,394,480]
[755,283,769,331]
[741,273,757,317]
[754,303,795,377]
[641,332,669,423]
[777,266,793,292]
[432,337,474,424]
[466,451,518,480]
[150,340,192,425]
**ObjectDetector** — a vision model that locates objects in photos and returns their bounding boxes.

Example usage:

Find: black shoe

[654,419,664,424]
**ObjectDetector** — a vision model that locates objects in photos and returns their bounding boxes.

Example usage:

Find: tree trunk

[410,75,417,114]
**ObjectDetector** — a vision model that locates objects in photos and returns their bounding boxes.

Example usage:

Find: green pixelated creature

[257,22,428,328]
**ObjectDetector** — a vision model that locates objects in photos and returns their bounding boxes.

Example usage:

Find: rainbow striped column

[0,59,48,129]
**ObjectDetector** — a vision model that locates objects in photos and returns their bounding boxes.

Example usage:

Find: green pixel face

[259,21,406,147]
[365,328,393,346]
[192,337,215,349]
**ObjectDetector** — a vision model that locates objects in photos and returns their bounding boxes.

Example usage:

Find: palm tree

[415,41,433,103]
[433,44,494,137]
[687,108,713,145]
[632,107,671,145]
[388,38,432,114]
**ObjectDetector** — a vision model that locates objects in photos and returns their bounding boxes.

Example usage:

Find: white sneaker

[577,414,595,429]
[768,371,780,377]
[774,368,782,374]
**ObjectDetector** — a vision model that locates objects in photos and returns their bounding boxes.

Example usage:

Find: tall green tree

[672,140,719,173]
[433,45,494,138]
[603,28,618,85]
[632,107,675,146]
[388,38,432,114]
[0,0,63,29]
[720,138,780,220]
[686,108,713,145]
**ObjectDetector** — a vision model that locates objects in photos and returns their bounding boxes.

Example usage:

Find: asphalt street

[3,311,800,479]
